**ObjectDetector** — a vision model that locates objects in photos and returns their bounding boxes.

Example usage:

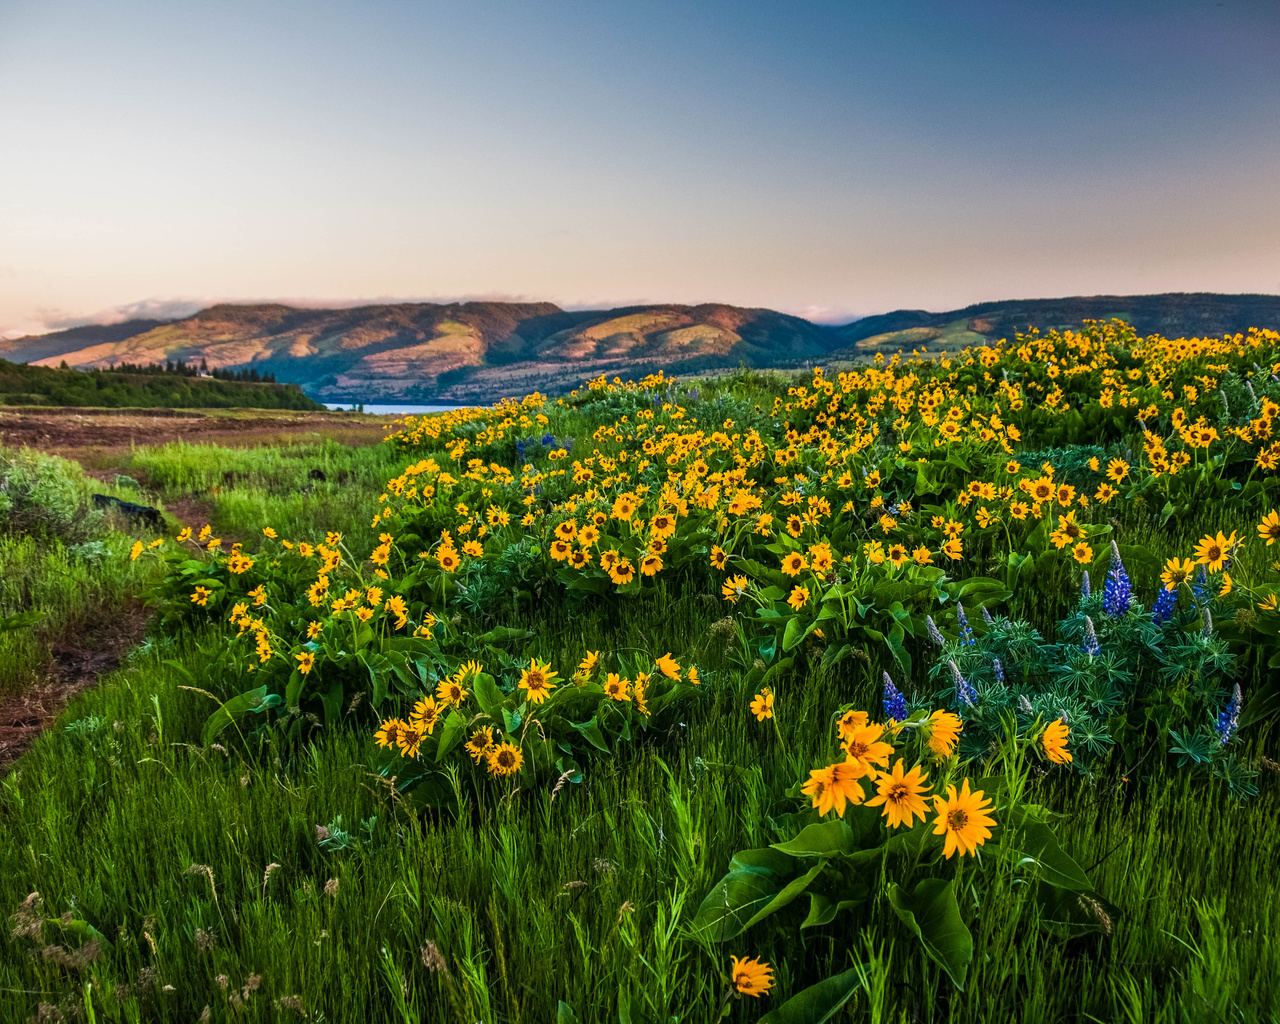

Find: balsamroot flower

[729,955,773,998]
[931,778,996,858]
[866,759,931,828]
[1042,718,1072,764]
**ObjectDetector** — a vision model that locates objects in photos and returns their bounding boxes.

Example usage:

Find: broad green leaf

[434,710,467,762]
[202,686,268,746]
[320,680,343,727]
[473,672,505,715]
[691,848,798,941]
[771,819,859,858]
[569,716,609,752]
[0,609,45,631]
[992,807,1092,891]
[800,888,868,929]
[285,668,306,710]
[759,967,865,1024]
[556,1001,579,1024]
[888,878,972,989]
[737,862,827,932]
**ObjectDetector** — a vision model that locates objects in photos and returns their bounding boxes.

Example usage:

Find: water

[322,402,467,416]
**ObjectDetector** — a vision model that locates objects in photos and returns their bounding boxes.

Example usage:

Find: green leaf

[320,680,343,727]
[737,862,826,932]
[473,672,505,715]
[434,709,467,762]
[690,848,798,941]
[771,819,859,858]
[473,625,533,645]
[800,888,868,929]
[0,609,45,631]
[285,668,306,710]
[991,807,1093,891]
[888,878,972,989]
[365,653,391,706]
[782,616,811,652]
[556,1001,579,1024]
[759,967,865,1024]
[569,716,609,752]
[202,686,269,746]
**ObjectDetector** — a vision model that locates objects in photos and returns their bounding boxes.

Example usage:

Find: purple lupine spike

[926,615,945,646]
[1018,694,1033,716]
[1202,607,1214,636]
[1216,684,1242,744]
[1103,541,1131,616]
[956,604,975,646]
[1152,586,1177,625]
[1081,571,1091,598]
[1082,615,1101,656]
[1192,565,1208,601]
[949,660,977,707]
[981,605,993,626]
[883,672,909,721]
[991,657,1005,684]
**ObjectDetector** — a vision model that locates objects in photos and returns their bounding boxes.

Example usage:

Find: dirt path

[0,602,150,771]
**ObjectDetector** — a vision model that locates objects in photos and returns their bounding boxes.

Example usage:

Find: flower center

[947,808,969,831]
[888,782,908,803]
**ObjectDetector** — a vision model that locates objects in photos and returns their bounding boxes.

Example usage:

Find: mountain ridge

[4,292,1278,403]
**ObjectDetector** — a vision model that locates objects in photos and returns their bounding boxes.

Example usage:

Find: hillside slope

[4,292,1279,403]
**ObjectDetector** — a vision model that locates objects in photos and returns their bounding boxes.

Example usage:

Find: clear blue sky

[1,0,1277,336]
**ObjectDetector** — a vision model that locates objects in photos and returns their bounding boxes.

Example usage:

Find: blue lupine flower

[882,672,909,721]
[1082,615,1101,656]
[1192,565,1209,602]
[688,388,700,402]
[1216,684,1242,744]
[956,604,975,646]
[991,657,1005,684]
[926,615,945,646]
[949,660,977,707]
[1081,570,1091,598]
[541,433,556,448]
[516,439,526,461]
[1152,586,1177,625]
[1103,541,1131,616]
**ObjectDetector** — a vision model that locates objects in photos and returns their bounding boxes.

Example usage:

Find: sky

[1,0,1278,338]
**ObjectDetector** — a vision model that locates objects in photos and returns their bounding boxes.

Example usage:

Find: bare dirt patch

[0,408,394,464]
[0,601,150,771]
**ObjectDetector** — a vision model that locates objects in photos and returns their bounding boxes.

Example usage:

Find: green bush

[0,447,103,543]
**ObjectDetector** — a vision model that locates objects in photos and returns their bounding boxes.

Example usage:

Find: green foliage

[0,356,322,409]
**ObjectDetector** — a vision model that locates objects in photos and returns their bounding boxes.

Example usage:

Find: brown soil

[0,408,394,465]
[0,601,150,771]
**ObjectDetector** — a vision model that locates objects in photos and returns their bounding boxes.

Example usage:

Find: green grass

[124,440,412,551]
[1,594,1277,1022]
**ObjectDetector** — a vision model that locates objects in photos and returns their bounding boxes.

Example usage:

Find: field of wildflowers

[3,318,1280,1021]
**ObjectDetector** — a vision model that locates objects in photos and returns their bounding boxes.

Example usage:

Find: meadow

[2,319,1279,1023]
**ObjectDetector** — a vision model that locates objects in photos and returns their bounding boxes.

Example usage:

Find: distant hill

[4,292,1278,404]
[0,358,322,410]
